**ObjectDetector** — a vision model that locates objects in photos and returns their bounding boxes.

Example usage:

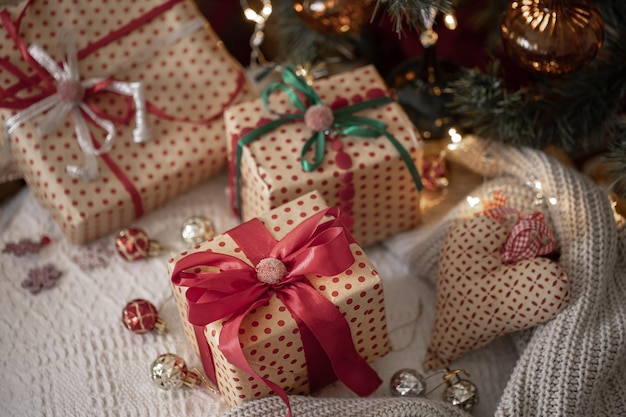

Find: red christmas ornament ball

[116,227,150,261]
[122,299,164,334]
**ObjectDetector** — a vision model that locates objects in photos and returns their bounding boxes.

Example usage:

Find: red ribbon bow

[501,211,555,264]
[483,207,556,263]
[171,207,381,416]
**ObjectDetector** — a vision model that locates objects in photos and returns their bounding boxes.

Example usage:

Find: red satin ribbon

[171,208,382,417]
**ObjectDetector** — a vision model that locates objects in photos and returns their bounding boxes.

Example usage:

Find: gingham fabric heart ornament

[423,210,570,370]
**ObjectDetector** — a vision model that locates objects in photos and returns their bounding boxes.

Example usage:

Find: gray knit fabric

[222,140,626,417]
[223,396,470,417]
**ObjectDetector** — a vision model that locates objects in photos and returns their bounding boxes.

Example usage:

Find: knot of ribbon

[501,211,555,264]
[234,67,423,216]
[4,28,149,181]
[483,207,556,264]
[171,207,382,417]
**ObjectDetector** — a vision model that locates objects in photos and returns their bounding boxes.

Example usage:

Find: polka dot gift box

[169,191,391,410]
[0,0,252,244]
[225,65,423,247]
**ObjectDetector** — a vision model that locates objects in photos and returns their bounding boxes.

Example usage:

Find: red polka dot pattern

[0,0,253,244]
[225,65,423,247]
[169,191,391,407]
[423,214,570,370]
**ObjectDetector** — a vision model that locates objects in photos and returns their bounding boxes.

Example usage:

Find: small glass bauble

[115,227,162,261]
[389,368,427,397]
[292,0,374,35]
[500,0,604,75]
[151,353,201,390]
[419,29,438,48]
[122,299,167,335]
[443,373,479,412]
[181,216,215,246]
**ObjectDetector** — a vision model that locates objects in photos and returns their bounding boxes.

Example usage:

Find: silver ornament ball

[181,216,215,246]
[151,353,190,390]
[390,368,427,397]
[443,373,479,412]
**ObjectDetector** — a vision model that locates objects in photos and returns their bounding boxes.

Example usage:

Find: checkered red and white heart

[423,209,570,370]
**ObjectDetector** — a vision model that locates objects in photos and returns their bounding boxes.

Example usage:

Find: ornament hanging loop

[191,366,219,395]
[424,368,470,396]
[419,6,439,47]
[443,368,470,382]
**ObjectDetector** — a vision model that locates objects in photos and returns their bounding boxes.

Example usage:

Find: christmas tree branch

[266,0,455,65]
[373,0,453,33]
[265,0,361,65]
[446,0,626,194]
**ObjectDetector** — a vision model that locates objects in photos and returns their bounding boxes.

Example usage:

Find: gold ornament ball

[292,0,373,36]
[500,0,604,75]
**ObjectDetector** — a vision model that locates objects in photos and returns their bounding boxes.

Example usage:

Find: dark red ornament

[115,227,161,261]
[122,299,167,335]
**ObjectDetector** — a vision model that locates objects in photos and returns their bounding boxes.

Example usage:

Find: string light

[446,127,463,150]
[466,196,481,208]
[240,0,273,66]
[443,13,457,30]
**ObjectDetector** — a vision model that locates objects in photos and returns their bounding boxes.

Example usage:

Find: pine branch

[446,0,626,196]
[265,0,362,65]
[373,0,453,33]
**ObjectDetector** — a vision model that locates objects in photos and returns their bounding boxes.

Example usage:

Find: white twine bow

[5,29,150,181]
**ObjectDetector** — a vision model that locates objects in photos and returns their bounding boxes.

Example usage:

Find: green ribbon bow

[235,67,423,216]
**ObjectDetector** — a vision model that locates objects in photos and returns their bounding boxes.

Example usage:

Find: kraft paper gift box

[0,0,252,244]
[169,191,390,409]
[225,65,423,247]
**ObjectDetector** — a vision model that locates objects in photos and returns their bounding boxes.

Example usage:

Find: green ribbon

[235,67,423,217]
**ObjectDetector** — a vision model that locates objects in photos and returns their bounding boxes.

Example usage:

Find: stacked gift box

[0,0,252,244]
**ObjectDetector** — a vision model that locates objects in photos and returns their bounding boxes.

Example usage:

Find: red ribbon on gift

[0,0,246,217]
[171,207,382,417]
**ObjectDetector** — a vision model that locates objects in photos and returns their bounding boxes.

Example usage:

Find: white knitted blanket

[1,139,624,417]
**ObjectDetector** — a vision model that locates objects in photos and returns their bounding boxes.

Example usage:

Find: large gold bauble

[292,0,373,36]
[500,0,604,75]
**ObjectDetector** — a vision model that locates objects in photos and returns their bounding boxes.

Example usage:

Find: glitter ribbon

[171,207,382,417]
[232,66,423,216]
